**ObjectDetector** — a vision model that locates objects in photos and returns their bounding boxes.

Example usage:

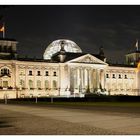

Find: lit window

[37,80,41,89]
[53,80,57,89]
[45,80,49,89]
[29,80,33,89]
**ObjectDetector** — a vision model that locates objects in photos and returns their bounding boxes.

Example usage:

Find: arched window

[29,80,33,89]
[45,80,49,89]
[53,80,57,89]
[19,79,25,88]
[1,68,10,76]
[37,80,41,89]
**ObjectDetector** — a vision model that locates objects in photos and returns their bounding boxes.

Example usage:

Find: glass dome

[43,39,82,60]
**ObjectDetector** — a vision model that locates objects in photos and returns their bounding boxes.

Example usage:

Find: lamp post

[34,88,38,103]
[35,96,38,103]
[16,86,19,99]
[50,88,53,103]
[51,95,53,103]
[4,93,7,104]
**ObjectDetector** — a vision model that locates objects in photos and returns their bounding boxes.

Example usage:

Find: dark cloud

[1,5,140,63]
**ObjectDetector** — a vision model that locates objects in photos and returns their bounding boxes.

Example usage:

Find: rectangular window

[37,71,41,76]
[118,74,121,79]
[125,75,127,79]
[53,71,56,76]
[112,74,115,78]
[29,70,32,76]
[106,74,109,78]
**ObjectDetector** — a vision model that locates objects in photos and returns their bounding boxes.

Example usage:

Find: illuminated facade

[0,38,140,99]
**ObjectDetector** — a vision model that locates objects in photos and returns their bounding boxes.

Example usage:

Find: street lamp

[4,92,7,104]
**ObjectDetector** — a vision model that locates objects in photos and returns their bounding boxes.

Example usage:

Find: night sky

[0,5,140,63]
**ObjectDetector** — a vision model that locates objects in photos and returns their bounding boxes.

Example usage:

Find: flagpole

[136,39,139,51]
[137,40,139,51]
[3,29,5,38]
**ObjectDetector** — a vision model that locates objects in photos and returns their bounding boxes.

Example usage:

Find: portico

[64,54,108,96]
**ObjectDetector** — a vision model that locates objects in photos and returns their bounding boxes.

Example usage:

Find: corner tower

[125,40,140,66]
[0,38,18,59]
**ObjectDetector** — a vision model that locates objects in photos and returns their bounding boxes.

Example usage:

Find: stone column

[89,68,92,92]
[81,68,83,92]
[73,68,77,92]
[100,69,105,90]
[96,69,100,89]
[137,70,140,95]
[25,67,28,89]
[75,68,78,89]
[12,64,16,88]
[67,67,71,91]
[77,68,80,91]
[92,69,96,91]
[50,68,52,92]
[87,68,90,93]
[79,67,82,93]
[82,68,85,92]
[41,68,44,91]
[110,71,112,94]
[69,67,72,92]
[122,71,124,93]
[33,68,36,90]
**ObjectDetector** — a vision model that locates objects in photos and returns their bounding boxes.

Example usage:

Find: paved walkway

[0,104,140,135]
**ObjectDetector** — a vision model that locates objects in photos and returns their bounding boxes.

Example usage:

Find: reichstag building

[0,38,140,99]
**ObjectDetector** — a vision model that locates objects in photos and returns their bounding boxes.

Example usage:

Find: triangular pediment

[66,54,107,65]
